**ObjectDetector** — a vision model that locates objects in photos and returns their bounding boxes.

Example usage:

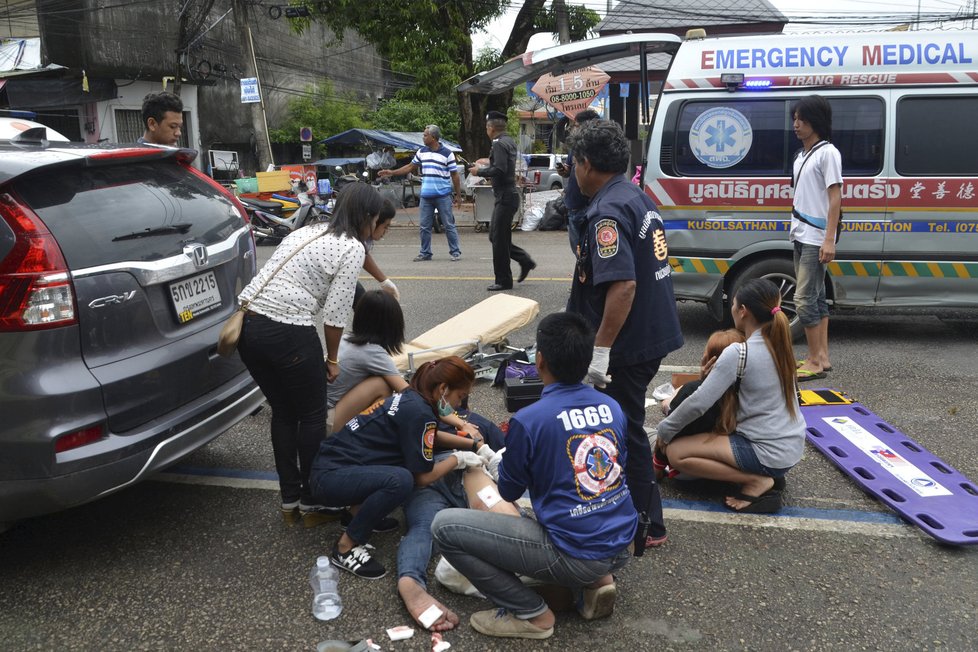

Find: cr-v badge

[89,291,137,308]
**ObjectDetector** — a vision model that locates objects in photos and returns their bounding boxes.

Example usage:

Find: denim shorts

[729,433,790,478]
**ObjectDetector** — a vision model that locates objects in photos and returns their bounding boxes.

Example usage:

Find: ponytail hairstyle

[409,356,475,408]
[702,328,747,434]
[733,279,798,417]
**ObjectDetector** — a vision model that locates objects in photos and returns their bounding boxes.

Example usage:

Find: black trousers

[598,357,667,538]
[489,188,533,286]
[238,313,328,504]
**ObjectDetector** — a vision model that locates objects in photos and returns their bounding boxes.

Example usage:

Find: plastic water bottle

[309,556,342,621]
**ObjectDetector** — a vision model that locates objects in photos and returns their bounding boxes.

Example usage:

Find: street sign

[530,66,610,119]
[302,144,312,161]
[300,126,313,142]
[240,77,260,104]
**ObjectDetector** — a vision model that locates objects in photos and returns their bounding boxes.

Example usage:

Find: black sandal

[725,490,783,514]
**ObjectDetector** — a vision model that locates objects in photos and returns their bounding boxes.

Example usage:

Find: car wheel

[550,181,562,191]
[729,257,804,341]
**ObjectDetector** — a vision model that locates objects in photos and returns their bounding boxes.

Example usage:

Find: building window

[114,109,192,147]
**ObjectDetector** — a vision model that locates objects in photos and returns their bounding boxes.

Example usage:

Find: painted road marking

[155,465,918,540]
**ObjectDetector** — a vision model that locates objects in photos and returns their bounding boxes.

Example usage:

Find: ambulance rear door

[876,88,978,307]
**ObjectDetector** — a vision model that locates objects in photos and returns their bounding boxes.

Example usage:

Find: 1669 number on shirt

[556,405,615,431]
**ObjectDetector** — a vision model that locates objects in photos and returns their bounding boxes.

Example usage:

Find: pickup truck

[521,153,566,192]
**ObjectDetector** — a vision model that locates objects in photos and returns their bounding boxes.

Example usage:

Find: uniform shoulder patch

[422,422,436,461]
[594,219,619,258]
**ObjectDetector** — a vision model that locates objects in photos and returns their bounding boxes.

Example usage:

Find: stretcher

[393,293,539,380]
[800,388,978,546]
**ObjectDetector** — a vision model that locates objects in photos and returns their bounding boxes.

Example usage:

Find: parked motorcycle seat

[239,197,283,211]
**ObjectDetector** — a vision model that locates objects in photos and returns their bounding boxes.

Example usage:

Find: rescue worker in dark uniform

[565,120,684,550]
[468,111,536,291]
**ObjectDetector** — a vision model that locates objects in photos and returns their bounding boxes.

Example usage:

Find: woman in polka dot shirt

[237,184,389,520]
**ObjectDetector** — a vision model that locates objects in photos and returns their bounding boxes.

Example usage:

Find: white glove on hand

[484,447,506,482]
[476,444,494,464]
[380,278,400,301]
[453,451,484,470]
[587,346,612,388]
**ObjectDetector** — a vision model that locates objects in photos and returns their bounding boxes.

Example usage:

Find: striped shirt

[411,144,457,198]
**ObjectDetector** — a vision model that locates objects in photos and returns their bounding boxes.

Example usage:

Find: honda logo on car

[186,243,208,268]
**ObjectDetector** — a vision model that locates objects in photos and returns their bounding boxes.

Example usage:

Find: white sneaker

[434,556,484,598]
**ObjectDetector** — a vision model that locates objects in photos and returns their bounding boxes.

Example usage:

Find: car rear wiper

[112,223,192,241]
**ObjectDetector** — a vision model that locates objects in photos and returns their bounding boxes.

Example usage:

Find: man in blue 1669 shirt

[432,312,637,640]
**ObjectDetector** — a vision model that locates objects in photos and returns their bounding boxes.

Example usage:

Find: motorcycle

[239,181,324,245]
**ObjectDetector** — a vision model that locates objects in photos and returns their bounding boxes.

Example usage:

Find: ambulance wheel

[729,257,804,342]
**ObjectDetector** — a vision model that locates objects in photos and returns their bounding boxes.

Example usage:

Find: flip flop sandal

[725,490,783,514]
[796,360,833,372]
[796,369,827,382]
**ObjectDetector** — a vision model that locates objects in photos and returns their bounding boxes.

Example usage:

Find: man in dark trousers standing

[469,111,536,291]
[566,120,684,551]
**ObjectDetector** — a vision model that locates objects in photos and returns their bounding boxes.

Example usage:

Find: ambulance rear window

[896,96,978,176]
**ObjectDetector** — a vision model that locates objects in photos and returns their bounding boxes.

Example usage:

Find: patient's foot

[398,577,459,632]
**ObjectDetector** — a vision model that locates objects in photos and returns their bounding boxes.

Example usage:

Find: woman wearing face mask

[309,356,486,580]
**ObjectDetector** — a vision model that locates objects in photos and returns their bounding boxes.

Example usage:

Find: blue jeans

[238,313,327,504]
[793,241,829,328]
[419,194,461,258]
[566,207,588,254]
[309,464,413,545]
[432,509,632,619]
[399,469,467,588]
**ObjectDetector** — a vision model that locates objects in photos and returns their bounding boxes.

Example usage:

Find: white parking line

[663,507,918,540]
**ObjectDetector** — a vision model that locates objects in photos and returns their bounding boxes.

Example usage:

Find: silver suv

[0,142,263,526]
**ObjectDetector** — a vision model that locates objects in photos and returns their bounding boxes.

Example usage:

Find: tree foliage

[369,97,460,137]
[268,82,368,144]
[293,1,599,157]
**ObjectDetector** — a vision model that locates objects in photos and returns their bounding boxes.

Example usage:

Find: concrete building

[0,1,391,174]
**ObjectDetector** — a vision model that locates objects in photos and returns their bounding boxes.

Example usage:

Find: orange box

[671,372,699,388]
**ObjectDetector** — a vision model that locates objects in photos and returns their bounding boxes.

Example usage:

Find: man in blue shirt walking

[379,125,463,261]
[432,312,637,640]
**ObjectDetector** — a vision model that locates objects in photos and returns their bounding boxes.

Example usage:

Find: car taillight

[54,425,104,454]
[0,192,76,331]
[532,170,541,185]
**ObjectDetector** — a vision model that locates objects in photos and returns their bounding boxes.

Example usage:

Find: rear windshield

[14,160,239,269]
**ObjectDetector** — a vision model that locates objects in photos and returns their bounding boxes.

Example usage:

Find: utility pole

[553,0,571,152]
[234,0,273,170]
[554,0,571,45]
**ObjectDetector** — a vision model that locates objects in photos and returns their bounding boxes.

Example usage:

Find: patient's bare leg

[462,468,521,515]
[331,376,391,431]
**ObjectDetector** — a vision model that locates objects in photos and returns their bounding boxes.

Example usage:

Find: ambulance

[460,29,978,335]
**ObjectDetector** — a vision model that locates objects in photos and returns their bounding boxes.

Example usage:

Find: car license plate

[170,271,221,324]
